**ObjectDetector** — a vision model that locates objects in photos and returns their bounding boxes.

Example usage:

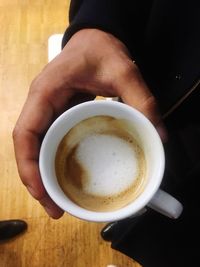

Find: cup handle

[147,189,183,219]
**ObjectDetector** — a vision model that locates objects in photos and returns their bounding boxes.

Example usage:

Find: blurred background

[0,1,140,266]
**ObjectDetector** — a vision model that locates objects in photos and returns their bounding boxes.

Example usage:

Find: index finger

[13,89,64,219]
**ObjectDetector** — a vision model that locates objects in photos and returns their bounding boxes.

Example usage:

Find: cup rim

[39,100,165,222]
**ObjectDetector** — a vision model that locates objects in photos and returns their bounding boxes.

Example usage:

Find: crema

[55,116,146,212]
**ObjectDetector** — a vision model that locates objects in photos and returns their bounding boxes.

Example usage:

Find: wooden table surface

[0,1,141,266]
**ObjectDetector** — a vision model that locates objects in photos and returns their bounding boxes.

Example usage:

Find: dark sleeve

[62,0,125,49]
[62,0,153,58]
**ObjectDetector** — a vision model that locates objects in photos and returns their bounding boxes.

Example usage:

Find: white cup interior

[39,100,165,222]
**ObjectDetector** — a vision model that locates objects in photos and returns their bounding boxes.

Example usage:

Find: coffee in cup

[40,100,183,222]
[55,115,147,212]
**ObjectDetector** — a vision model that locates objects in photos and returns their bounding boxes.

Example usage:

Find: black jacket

[62,0,200,116]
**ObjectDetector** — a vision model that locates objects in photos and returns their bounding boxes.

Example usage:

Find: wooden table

[0,1,141,266]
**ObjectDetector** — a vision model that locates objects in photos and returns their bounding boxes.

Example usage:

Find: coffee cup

[39,100,183,222]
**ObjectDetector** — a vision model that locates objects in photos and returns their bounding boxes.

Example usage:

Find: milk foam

[56,115,146,212]
[76,134,139,197]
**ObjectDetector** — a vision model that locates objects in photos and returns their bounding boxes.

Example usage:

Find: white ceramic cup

[39,100,183,222]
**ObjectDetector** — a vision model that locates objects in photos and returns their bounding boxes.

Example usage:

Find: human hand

[13,29,166,219]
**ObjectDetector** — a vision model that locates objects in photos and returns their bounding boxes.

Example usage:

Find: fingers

[13,88,64,219]
[115,61,168,142]
[13,44,95,219]
[18,156,64,219]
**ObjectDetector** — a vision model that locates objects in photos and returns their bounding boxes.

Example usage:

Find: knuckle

[117,59,135,78]
[23,180,45,201]
[112,59,140,92]
[141,95,160,124]
[29,75,42,94]
[12,124,21,142]
[29,71,50,97]
[142,95,158,111]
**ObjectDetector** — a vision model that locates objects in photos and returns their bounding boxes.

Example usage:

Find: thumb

[116,62,168,142]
